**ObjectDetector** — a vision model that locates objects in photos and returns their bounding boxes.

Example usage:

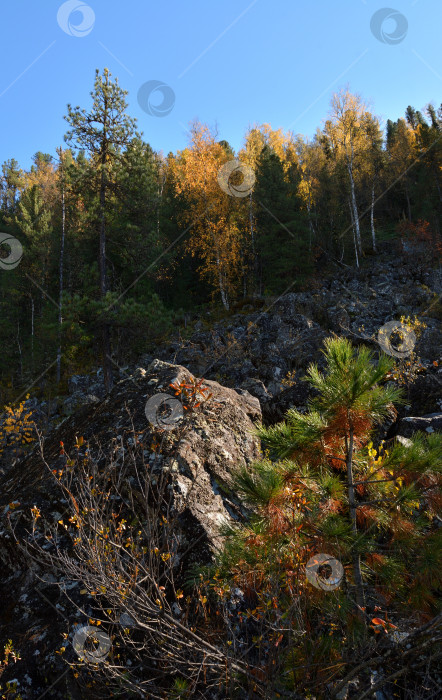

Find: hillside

[0,247,440,699]
[1,5,441,697]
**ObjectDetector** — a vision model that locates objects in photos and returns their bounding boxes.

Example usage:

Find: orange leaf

[371,617,387,627]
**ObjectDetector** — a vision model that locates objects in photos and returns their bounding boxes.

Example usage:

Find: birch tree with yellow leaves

[172,121,245,310]
[295,133,327,250]
[324,89,373,261]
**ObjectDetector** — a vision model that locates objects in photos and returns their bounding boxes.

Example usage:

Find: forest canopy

[0,69,441,396]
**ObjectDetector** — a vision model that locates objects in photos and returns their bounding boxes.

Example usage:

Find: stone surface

[0,360,262,696]
[0,248,440,696]
[149,252,441,421]
[397,413,442,438]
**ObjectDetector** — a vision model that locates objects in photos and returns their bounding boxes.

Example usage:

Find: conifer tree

[220,338,441,625]
[254,145,311,294]
[64,68,138,391]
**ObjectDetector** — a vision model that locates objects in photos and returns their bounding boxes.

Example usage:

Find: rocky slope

[151,249,441,421]
[0,248,440,697]
[0,360,262,697]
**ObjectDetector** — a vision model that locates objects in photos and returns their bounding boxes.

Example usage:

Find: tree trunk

[157,167,165,239]
[348,163,362,254]
[436,176,442,203]
[17,320,23,380]
[346,421,365,612]
[56,149,65,386]
[30,295,34,374]
[349,199,359,268]
[306,201,315,251]
[249,191,255,254]
[370,180,377,253]
[99,146,113,393]
[216,252,229,310]
[405,186,412,222]
[249,192,259,293]
[339,240,345,263]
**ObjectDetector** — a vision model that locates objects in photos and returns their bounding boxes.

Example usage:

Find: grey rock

[397,413,442,437]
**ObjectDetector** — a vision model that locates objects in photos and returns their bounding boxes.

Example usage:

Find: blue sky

[1,0,440,169]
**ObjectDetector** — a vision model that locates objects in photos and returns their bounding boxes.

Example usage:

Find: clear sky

[1,0,440,169]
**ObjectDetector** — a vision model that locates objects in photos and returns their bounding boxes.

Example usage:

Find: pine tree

[64,68,138,391]
[210,337,441,692]
[256,338,442,605]
[220,337,441,619]
[254,145,312,294]
[0,159,24,216]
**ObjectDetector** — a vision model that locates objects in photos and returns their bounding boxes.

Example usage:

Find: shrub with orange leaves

[169,376,213,413]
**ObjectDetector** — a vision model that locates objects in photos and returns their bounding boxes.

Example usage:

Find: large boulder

[262,376,316,424]
[396,413,442,438]
[414,318,442,363]
[0,359,262,569]
[0,360,262,697]
[405,366,442,416]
